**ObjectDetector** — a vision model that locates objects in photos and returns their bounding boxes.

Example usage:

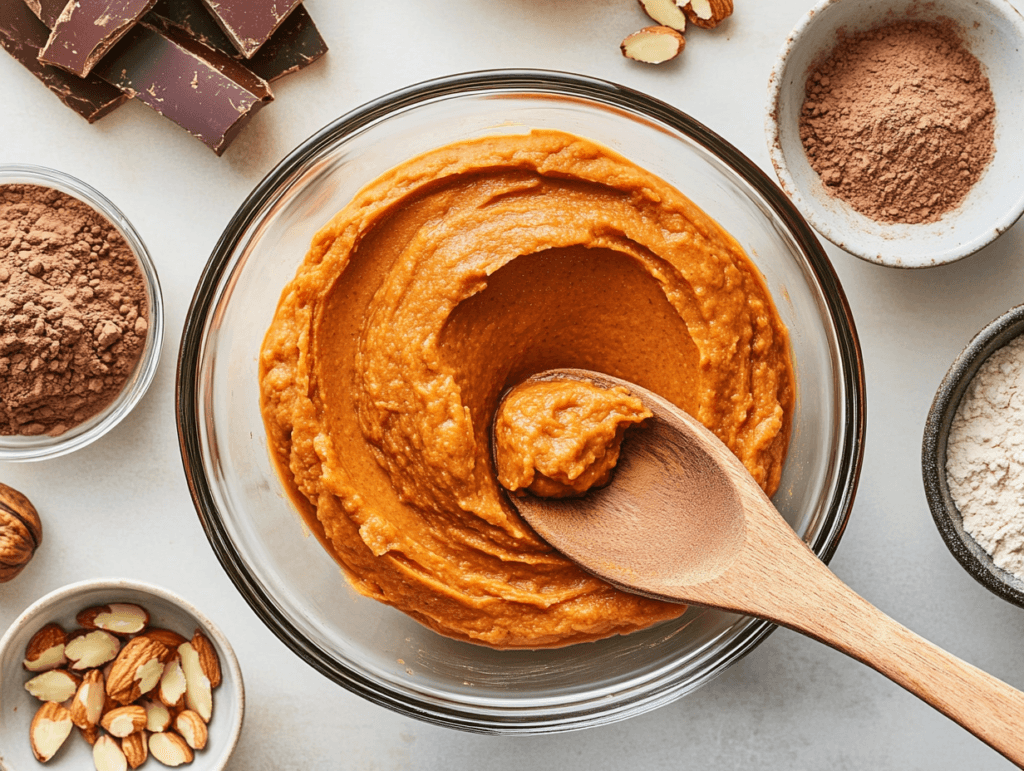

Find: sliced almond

[178,641,212,722]
[148,731,193,767]
[122,732,148,769]
[143,628,188,649]
[106,636,171,704]
[140,698,172,733]
[70,669,105,728]
[678,0,732,29]
[621,26,686,63]
[189,630,221,689]
[29,701,73,762]
[638,0,686,32]
[174,709,208,751]
[101,704,148,738]
[25,668,81,703]
[66,629,121,670]
[158,656,187,708]
[78,604,150,636]
[93,733,128,771]
[23,623,68,672]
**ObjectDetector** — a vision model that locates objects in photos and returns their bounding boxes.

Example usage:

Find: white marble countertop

[3,1,1024,768]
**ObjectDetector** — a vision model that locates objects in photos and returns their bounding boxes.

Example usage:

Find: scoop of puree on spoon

[494,368,1024,767]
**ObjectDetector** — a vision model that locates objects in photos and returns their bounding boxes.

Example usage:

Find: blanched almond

[78,604,150,636]
[23,623,67,672]
[93,734,128,771]
[29,701,73,762]
[148,731,193,766]
[25,668,81,702]
[65,629,121,670]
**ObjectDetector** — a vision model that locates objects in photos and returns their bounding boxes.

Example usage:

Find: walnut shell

[0,482,42,582]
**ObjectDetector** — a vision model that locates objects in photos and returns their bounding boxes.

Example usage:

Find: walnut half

[0,482,42,582]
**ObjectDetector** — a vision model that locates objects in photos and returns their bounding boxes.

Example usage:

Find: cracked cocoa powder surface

[0,183,149,436]
[799,20,995,225]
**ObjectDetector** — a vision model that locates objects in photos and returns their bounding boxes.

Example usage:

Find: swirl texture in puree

[259,130,794,649]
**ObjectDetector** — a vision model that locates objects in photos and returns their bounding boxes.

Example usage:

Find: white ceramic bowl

[766,0,1024,268]
[0,579,243,771]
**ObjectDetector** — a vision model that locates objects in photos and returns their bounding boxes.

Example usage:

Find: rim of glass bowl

[176,69,866,733]
[0,164,164,462]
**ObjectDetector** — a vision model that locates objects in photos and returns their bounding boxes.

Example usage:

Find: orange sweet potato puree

[259,130,793,649]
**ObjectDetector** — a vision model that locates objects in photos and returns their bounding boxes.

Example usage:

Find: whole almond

[77,603,150,636]
[107,636,171,704]
[93,733,128,771]
[22,623,67,672]
[29,701,73,762]
[101,704,147,738]
[148,731,193,766]
[122,731,148,769]
[174,709,208,750]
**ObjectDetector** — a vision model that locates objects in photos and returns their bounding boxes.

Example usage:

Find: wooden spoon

[496,368,1024,767]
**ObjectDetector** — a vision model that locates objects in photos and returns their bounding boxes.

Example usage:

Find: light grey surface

[1,1,1023,768]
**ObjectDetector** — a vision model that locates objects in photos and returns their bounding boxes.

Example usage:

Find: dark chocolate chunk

[40,0,157,76]
[0,0,127,122]
[22,0,65,28]
[149,0,326,82]
[92,17,272,155]
[198,0,301,58]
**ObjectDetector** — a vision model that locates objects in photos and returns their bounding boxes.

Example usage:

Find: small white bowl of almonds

[0,579,243,771]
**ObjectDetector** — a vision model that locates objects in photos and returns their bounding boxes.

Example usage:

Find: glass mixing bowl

[177,70,865,733]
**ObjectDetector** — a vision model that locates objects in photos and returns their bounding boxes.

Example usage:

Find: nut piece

[143,628,188,649]
[77,604,150,636]
[158,656,187,708]
[621,26,686,63]
[23,623,68,672]
[0,482,42,583]
[70,669,106,728]
[122,732,148,769]
[148,731,193,767]
[638,0,686,31]
[679,0,732,29]
[107,636,171,704]
[25,668,81,703]
[101,704,148,738]
[66,629,121,670]
[140,698,172,733]
[189,630,221,689]
[80,723,101,745]
[178,641,213,721]
[93,733,129,771]
[174,710,208,750]
[29,701,73,762]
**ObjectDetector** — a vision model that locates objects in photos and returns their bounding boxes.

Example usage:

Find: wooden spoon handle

[763,551,1024,767]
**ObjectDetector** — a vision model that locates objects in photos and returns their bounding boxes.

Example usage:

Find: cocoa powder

[0,183,149,436]
[799,20,995,224]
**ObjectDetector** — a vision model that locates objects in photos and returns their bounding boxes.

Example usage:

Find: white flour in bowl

[946,334,1024,580]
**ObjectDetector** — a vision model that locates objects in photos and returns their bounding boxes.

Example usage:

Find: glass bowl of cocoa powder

[0,165,163,461]
[767,0,1024,268]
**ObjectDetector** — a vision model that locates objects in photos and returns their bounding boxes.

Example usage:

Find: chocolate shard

[22,0,65,28]
[149,0,326,82]
[198,0,301,58]
[92,17,272,155]
[0,0,127,122]
[40,0,157,76]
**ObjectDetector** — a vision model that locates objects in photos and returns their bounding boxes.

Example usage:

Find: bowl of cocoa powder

[767,0,1024,268]
[0,165,163,461]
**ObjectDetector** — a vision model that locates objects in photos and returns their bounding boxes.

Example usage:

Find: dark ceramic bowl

[923,304,1024,608]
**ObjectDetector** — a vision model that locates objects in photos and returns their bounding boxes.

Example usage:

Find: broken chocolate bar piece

[40,0,157,76]
[92,17,272,155]
[149,0,326,82]
[199,0,300,58]
[22,0,64,28]
[0,0,127,122]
